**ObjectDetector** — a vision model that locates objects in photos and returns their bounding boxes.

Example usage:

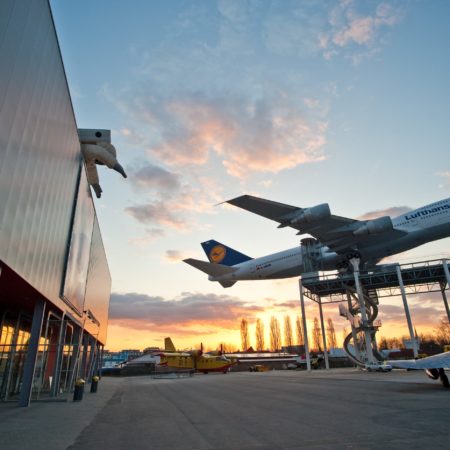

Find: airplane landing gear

[438,368,450,387]
[346,251,361,260]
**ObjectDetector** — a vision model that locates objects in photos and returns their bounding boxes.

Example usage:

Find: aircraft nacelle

[290,203,331,225]
[353,216,393,236]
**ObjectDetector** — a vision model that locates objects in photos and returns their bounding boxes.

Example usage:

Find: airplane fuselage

[159,353,234,373]
[209,198,450,283]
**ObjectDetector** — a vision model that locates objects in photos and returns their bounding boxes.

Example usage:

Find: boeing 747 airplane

[184,195,450,288]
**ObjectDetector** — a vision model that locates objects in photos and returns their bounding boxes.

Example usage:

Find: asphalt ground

[0,368,449,449]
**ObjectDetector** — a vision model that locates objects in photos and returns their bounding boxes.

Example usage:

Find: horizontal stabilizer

[183,258,238,277]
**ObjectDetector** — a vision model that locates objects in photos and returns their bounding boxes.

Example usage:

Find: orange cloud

[109,292,264,332]
[324,1,403,61]
[358,205,412,221]
[130,93,327,179]
[124,163,222,230]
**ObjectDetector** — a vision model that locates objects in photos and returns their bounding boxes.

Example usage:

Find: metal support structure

[87,336,99,381]
[301,258,450,367]
[349,259,375,364]
[346,293,362,362]
[396,265,419,358]
[298,278,311,371]
[51,315,66,397]
[442,260,450,323]
[318,299,330,369]
[439,281,450,324]
[98,345,104,379]
[4,312,22,400]
[68,325,83,391]
[19,299,46,407]
[80,334,89,380]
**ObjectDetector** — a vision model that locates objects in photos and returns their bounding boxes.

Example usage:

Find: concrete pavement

[0,369,449,449]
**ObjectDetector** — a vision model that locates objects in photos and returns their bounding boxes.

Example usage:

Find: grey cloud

[125,201,186,229]
[147,228,165,238]
[130,163,181,192]
[128,227,166,246]
[109,292,264,329]
[378,302,445,328]
[437,171,450,188]
[165,250,185,262]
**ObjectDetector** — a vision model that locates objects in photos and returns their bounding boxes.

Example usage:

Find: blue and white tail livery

[201,240,252,266]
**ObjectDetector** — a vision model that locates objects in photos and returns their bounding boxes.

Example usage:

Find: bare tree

[312,317,322,352]
[326,318,337,349]
[378,336,388,350]
[386,336,402,349]
[342,326,349,346]
[296,316,304,346]
[219,342,237,353]
[255,318,265,351]
[270,316,281,352]
[284,315,293,350]
[434,316,450,345]
[240,318,249,352]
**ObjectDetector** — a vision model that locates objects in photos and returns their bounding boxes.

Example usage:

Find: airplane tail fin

[201,240,252,266]
[164,337,176,352]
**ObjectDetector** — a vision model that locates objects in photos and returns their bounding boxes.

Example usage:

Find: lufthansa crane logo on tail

[210,245,226,263]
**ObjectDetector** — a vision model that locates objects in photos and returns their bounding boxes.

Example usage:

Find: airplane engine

[353,216,393,236]
[290,203,331,225]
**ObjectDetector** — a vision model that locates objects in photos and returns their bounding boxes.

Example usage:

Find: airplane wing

[158,351,191,357]
[226,195,407,256]
[387,352,450,370]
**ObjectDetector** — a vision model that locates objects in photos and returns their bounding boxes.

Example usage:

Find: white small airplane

[387,351,450,388]
[184,195,450,287]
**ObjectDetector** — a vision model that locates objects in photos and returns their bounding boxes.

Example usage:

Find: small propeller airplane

[157,338,235,374]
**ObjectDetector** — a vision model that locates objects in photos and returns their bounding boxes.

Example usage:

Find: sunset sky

[51,0,450,351]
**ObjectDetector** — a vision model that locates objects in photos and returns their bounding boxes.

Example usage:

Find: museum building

[0,0,111,405]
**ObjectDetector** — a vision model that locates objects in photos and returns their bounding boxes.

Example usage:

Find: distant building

[0,0,111,406]
[102,350,143,368]
[282,345,305,354]
[226,352,303,371]
[143,346,161,354]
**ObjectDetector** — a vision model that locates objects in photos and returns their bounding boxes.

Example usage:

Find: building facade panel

[83,217,112,345]
[61,168,95,316]
[0,0,88,313]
